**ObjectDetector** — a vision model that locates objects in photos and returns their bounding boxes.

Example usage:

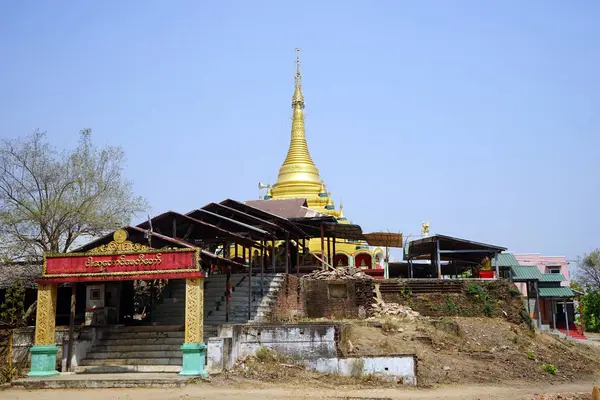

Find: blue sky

[1,1,599,264]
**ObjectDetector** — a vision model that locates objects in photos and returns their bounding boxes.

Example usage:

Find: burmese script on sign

[85,253,162,268]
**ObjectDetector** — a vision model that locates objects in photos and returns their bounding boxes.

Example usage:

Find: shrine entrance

[29,229,208,378]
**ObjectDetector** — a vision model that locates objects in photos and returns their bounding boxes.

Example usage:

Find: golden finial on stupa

[421,221,430,236]
[292,48,304,106]
[338,202,346,220]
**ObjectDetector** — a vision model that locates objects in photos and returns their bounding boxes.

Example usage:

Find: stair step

[86,350,181,359]
[96,325,183,333]
[74,365,182,374]
[96,337,183,346]
[101,331,184,340]
[92,344,181,352]
[81,357,182,366]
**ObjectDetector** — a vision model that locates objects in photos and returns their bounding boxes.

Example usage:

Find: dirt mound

[371,301,420,319]
[341,316,600,387]
[382,279,528,325]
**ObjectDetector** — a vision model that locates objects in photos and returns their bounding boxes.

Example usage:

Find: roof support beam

[438,250,499,254]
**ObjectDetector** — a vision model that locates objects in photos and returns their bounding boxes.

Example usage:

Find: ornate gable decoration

[88,229,152,254]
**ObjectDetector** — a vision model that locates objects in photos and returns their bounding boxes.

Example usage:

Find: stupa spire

[271,49,322,198]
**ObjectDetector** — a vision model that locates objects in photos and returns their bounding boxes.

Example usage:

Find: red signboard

[43,249,199,279]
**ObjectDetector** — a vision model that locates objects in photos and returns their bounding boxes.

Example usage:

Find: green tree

[581,289,600,332]
[0,281,25,328]
[0,129,147,260]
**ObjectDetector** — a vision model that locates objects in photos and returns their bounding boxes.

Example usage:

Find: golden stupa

[261,50,384,270]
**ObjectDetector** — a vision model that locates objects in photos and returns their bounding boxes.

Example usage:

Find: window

[547,268,561,274]
[90,289,101,300]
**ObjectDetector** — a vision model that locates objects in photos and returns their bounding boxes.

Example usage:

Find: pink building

[512,253,583,338]
[513,254,570,286]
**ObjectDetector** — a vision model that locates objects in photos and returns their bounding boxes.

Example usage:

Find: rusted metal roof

[224,199,309,238]
[136,210,257,247]
[363,232,403,248]
[244,198,325,219]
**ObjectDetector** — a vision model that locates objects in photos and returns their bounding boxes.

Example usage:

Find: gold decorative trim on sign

[88,229,152,254]
[41,268,202,279]
[42,245,201,277]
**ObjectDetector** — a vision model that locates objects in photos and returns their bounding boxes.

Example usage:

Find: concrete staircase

[75,325,184,373]
[204,273,284,325]
[75,273,284,374]
[151,273,285,335]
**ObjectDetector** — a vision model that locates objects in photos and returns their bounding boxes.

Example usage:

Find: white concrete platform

[11,372,194,389]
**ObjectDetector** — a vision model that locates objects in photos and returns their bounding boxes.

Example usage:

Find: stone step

[81,357,182,366]
[74,365,182,374]
[95,325,183,333]
[95,337,183,346]
[92,344,181,352]
[154,303,184,308]
[86,350,181,359]
[101,331,184,340]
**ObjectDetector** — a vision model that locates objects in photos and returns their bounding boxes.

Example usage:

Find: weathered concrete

[306,355,417,386]
[209,323,341,372]
[11,372,191,389]
[206,322,418,386]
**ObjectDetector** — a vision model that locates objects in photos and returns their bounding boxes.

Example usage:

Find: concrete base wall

[12,326,98,372]
[207,323,340,372]
[307,355,417,386]
[207,323,417,386]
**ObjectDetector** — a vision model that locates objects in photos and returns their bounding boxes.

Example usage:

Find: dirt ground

[2,380,599,400]
[337,316,600,386]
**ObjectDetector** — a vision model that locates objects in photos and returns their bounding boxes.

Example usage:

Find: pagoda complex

[257,50,385,270]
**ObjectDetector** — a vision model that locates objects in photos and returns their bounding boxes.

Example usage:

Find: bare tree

[576,249,600,290]
[0,129,148,260]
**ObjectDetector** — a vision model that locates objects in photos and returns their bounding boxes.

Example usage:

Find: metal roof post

[535,280,542,328]
[436,240,442,278]
[494,253,500,279]
[564,299,570,337]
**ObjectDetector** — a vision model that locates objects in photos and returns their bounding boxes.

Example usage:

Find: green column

[180,342,208,377]
[180,277,208,377]
[29,345,60,377]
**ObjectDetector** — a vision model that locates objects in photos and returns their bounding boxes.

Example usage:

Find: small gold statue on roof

[421,221,430,236]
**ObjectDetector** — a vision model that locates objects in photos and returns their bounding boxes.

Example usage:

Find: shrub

[483,302,493,317]
[542,364,557,375]
[0,281,25,328]
[508,286,522,297]
[527,351,536,360]
[521,310,533,328]
[444,296,458,314]
[466,283,486,297]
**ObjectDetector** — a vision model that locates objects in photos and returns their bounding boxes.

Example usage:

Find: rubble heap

[303,267,373,280]
[371,301,420,320]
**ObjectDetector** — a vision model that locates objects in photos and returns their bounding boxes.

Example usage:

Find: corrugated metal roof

[494,253,520,267]
[539,287,575,298]
[539,273,567,282]
[244,198,324,219]
[511,265,543,281]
